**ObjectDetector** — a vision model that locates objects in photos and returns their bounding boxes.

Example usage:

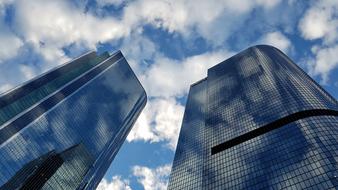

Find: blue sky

[0,0,338,189]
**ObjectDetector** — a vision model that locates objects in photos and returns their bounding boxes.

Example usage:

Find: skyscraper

[168,45,338,189]
[0,51,147,190]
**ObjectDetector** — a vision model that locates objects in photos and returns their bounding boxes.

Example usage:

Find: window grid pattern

[168,80,206,190]
[203,116,338,189]
[206,46,337,148]
[0,53,109,126]
[0,54,146,190]
[204,46,338,189]
[168,45,338,190]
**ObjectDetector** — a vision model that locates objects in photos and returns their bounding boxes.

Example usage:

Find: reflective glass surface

[168,45,338,190]
[0,52,109,126]
[0,51,146,190]
[168,79,206,190]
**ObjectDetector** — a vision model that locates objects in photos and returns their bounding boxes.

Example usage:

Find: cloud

[98,164,171,190]
[1,0,286,68]
[14,0,127,59]
[141,50,233,98]
[0,30,23,63]
[298,0,338,83]
[132,164,171,190]
[298,0,338,44]
[119,30,157,73]
[0,0,124,92]
[307,45,338,83]
[127,98,184,150]
[258,31,292,53]
[121,0,282,46]
[0,0,284,76]
[97,176,132,190]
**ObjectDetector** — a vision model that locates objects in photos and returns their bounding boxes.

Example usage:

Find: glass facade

[168,79,206,190]
[168,45,338,189]
[0,51,146,190]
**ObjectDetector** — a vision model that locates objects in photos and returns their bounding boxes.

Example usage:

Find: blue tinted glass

[168,79,206,190]
[168,45,338,190]
[0,52,146,190]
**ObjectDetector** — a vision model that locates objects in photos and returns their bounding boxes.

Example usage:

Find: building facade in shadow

[168,45,338,189]
[0,51,147,190]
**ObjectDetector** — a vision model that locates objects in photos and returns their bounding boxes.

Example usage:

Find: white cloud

[0,0,283,69]
[13,0,128,62]
[98,164,171,190]
[119,30,157,73]
[298,0,338,83]
[258,31,291,53]
[308,45,338,83]
[298,0,338,44]
[127,98,184,150]
[121,0,282,45]
[0,0,285,66]
[132,164,171,190]
[0,0,126,90]
[19,64,36,81]
[97,176,132,190]
[141,50,233,98]
[0,30,23,63]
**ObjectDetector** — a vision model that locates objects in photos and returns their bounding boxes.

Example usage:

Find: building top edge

[207,44,282,72]
[191,78,207,87]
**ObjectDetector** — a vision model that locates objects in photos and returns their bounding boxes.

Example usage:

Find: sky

[0,0,338,189]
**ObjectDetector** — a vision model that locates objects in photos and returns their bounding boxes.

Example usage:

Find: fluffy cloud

[0,0,284,77]
[97,165,171,190]
[258,31,291,53]
[0,30,23,63]
[14,0,127,61]
[5,0,281,65]
[109,0,282,45]
[97,176,131,190]
[133,164,171,190]
[0,0,286,67]
[141,50,233,98]
[127,98,184,150]
[308,45,338,83]
[298,0,338,83]
[298,0,338,44]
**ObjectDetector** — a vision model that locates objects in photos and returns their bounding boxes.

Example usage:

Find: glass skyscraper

[168,45,338,189]
[0,51,146,190]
